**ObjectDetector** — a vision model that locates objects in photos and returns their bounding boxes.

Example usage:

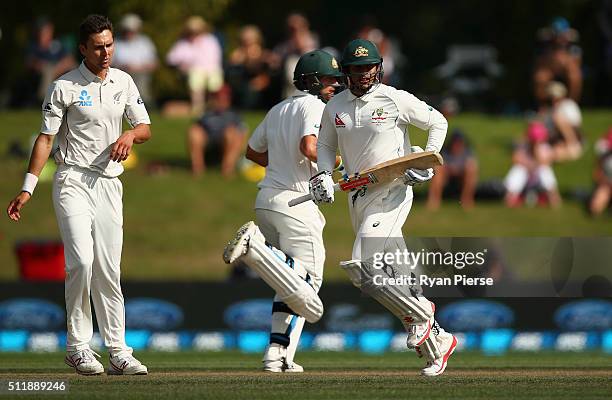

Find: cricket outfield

[0,351,610,399]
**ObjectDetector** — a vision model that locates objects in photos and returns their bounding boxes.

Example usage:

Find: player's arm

[113,75,152,162]
[246,145,268,167]
[399,92,448,153]
[300,135,342,167]
[7,133,54,221]
[111,123,151,162]
[247,113,269,167]
[316,109,338,173]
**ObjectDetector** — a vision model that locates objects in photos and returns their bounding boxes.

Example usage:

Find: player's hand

[309,171,335,204]
[7,192,31,222]
[110,131,135,162]
[403,145,434,185]
[403,168,434,185]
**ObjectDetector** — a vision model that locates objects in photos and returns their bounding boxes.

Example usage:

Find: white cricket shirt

[249,90,325,195]
[41,62,150,177]
[317,83,447,175]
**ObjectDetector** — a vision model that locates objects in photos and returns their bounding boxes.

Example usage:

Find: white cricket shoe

[262,343,304,373]
[108,351,148,375]
[65,349,104,375]
[283,362,304,373]
[421,333,458,377]
[223,221,257,264]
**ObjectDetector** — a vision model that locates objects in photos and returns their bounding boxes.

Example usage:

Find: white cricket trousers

[349,182,414,261]
[52,165,129,355]
[255,189,326,363]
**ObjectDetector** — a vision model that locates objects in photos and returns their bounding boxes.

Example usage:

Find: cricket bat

[288,151,444,207]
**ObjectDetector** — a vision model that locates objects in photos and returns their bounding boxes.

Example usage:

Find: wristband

[21,173,39,195]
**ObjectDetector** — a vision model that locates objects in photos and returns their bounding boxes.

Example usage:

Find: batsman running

[223,50,344,372]
[311,39,457,376]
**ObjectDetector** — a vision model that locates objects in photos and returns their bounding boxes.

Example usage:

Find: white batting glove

[403,145,434,186]
[309,171,335,204]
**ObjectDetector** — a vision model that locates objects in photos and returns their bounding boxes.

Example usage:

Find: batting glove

[309,171,335,204]
[403,145,434,186]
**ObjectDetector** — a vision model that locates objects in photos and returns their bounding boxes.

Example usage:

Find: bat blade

[288,151,443,207]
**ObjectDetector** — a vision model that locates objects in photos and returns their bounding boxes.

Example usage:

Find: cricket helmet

[293,49,344,96]
[340,39,384,95]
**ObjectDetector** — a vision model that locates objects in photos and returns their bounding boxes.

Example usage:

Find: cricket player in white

[7,15,150,375]
[311,39,457,376]
[223,50,344,372]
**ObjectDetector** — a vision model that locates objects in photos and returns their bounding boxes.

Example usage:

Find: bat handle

[288,183,341,207]
[288,194,313,207]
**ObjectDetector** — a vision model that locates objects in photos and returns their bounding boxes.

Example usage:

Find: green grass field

[1,110,611,281]
[0,351,610,399]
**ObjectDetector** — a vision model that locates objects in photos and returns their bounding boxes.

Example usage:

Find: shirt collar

[290,88,310,98]
[78,61,113,84]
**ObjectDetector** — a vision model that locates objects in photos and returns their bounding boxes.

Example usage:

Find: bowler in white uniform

[7,15,150,376]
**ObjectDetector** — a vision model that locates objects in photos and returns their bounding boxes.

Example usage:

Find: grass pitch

[0,351,610,399]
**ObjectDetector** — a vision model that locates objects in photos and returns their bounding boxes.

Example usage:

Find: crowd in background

[11,12,612,215]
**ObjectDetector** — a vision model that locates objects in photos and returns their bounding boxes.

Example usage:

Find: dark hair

[79,14,113,45]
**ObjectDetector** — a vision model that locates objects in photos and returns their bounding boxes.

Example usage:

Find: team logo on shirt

[113,91,123,104]
[78,90,93,107]
[335,113,346,128]
[371,107,388,124]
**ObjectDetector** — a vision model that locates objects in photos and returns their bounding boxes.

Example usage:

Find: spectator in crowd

[590,128,612,216]
[167,16,223,115]
[357,21,404,86]
[187,85,247,177]
[226,25,275,109]
[504,121,561,208]
[272,13,319,98]
[25,17,76,103]
[542,81,583,161]
[533,17,582,108]
[427,129,478,210]
[113,14,158,106]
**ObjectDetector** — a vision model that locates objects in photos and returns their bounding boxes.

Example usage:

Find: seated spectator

[226,25,274,109]
[542,81,583,161]
[25,17,76,103]
[533,17,582,108]
[273,13,319,98]
[187,85,247,177]
[590,128,612,216]
[504,121,561,208]
[167,16,223,115]
[113,14,158,106]
[357,20,405,86]
[427,129,478,210]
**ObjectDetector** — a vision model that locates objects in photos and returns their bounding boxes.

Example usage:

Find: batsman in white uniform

[7,15,149,375]
[311,39,457,376]
[223,50,343,372]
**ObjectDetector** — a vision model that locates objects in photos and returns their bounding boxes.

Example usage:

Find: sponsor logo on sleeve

[43,103,52,113]
[137,97,144,105]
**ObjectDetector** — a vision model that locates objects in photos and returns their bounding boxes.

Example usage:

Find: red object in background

[15,241,65,281]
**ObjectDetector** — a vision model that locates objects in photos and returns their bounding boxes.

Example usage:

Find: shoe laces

[72,349,100,365]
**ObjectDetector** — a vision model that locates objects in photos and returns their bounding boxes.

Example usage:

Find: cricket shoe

[262,344,304,373]
[65,349,104,375]
[405,302,435,348]
[223,221,257,263]
[108,351,148,375]
[421,332,458,377]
